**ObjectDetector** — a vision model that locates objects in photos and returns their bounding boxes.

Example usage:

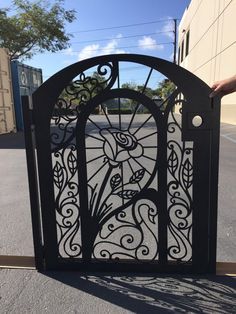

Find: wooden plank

[0,256,235,275]
[216,262,236,276]
[0,256,35,269]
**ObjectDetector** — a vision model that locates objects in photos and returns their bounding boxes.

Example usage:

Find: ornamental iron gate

[22,54,221,273]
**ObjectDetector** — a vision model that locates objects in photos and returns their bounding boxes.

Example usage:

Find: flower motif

[100,128,143,167]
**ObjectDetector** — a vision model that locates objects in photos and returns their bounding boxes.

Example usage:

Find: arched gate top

[33,54,218,118]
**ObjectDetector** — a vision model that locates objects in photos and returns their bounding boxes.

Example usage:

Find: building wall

[0,48,16,134]
[178,0,236,125]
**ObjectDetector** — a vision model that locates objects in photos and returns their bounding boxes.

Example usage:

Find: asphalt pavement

[0,121,235,313]
[217,123,236,262]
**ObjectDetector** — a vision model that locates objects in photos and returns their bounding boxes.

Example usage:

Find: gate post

[181,98,221,273]
[22,95,44,270]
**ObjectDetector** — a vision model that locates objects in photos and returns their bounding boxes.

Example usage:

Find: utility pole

[173,19,177,64]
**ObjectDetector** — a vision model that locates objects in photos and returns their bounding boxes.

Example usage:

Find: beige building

[0,48,16,134]
[178,0,236,125]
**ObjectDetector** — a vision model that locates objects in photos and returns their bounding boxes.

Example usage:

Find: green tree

[137,85,158,98]
[121,82,138,112]
[121,82,137,91]
[0,0,76,60]
[156,79,176,99]
[121,82,158,112]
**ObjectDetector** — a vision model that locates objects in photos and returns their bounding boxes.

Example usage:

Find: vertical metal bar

[158,121,168,266]
[33,107,59,269]
[192,135,211,273]
[76,117,94,263]
[208,98,221,273]
[117,62,121,129]
[21,95,44,270]
[128,68,153,130]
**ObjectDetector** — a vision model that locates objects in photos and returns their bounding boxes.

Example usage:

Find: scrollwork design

[64,62,116,109]
[166,96,193,262]
[93,197,159,261]
[52,144,81,257]
[51,62,118,257]
[51,61,118,152]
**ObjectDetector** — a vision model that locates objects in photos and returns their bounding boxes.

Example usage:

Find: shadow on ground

[43,272,236,313]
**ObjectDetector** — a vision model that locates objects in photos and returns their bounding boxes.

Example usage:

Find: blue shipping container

[11,61,43,130]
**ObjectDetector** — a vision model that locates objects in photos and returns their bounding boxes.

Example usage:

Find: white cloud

[161,19,175,40]
[78,36,126,61]
[78,44,100,60]
[63,47,77,56]
[101,39,118,54]
[62,48,78,66]
[138,36,164,51]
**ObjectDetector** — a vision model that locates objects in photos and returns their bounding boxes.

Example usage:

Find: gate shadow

[43,272,236,313]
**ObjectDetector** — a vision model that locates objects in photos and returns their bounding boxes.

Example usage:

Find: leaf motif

[129,169,145,184]
[110,173,122,190]
[53,161,64,189]
[182,159,193,189]
[168,149,178,174]
[117,190,138,199]
[67,150,77,175]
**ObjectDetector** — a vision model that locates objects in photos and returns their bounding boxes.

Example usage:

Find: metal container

[11,61,43,130]
[0,48,16,135]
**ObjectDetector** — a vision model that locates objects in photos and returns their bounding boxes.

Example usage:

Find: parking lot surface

[0,122,235,313]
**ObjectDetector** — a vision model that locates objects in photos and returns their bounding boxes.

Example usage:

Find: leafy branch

[0,0,76,60]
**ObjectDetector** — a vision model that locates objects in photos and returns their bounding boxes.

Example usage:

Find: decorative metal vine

[50,60,193,262]
[51,61,118,258]
[166,96,193,262]
[53,144,81,257]
[51,61,118,153]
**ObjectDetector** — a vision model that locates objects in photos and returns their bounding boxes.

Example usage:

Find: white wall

[179,0,236,125]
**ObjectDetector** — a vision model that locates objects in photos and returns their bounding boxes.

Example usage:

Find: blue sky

[2,0,191,87]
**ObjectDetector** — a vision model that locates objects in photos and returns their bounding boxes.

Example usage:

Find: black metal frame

[22,54,221,273]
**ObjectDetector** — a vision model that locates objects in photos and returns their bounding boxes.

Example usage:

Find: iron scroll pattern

[166,98,193,262]
[51,70,160,261]
[51,61,118,258]
[51,62,118,153]
[50,61,192,263]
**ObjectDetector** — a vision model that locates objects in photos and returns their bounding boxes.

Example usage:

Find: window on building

[181,40,184,62]
[185,30,190,56]
[178,46,180,65]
